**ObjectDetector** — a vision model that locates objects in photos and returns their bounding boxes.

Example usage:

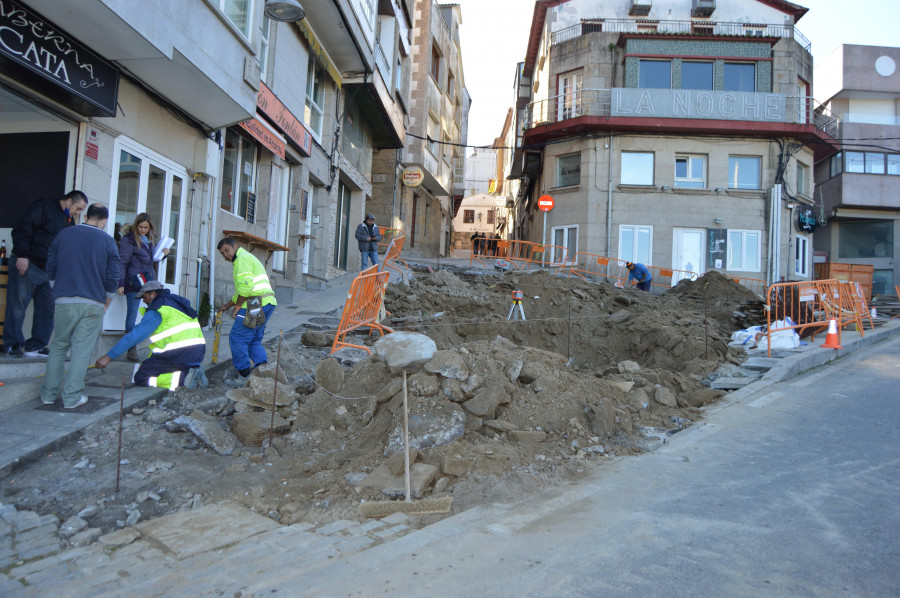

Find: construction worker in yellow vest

[216,238,277,388]
[95,280,207,389]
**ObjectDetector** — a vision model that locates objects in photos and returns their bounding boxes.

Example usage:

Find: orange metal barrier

[731,277,766,297]
[330,269,393,354]
[563,253,697,291]
[765,279,865,357]
[471,238,567,270]
[380,236,406,278]
[378,226,409,269]
[851,282,875,331]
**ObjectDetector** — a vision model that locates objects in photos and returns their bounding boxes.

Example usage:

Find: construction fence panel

[731,277,767,297]
[331,270,394,355]
[378,227,409,270]
[564,253,629,285]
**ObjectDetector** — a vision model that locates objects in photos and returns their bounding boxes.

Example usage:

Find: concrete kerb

[721,319,900,406]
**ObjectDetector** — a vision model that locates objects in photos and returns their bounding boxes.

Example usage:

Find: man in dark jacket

[355,213,382,271]
[4,190,87,357]
[40,203,119,409]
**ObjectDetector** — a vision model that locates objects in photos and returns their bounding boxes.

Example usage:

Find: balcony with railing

[550,19,811,50]
[525,89,838,133]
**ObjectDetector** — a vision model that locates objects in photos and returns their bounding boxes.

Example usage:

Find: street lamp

[264,0,306,21]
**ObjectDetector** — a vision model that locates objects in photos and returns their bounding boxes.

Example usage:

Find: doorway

[672,228,706,283]
[551,225,578,265]
[334,182,351,270]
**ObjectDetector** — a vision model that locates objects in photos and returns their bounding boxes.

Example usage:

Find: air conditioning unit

[522,151,543,175]
[691,0,715,18]
[629,0,651,17]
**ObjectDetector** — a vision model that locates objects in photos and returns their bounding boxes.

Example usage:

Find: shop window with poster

[220,128,258,222]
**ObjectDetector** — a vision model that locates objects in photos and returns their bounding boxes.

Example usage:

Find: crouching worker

[94,281,208,389]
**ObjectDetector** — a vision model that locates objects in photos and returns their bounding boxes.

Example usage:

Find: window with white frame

[426,117,439,156]
[216,0,253,39]
[727,229,761,272]
[619,225,653,265]
[259,16,271,84]
[794,235,809,277]
[305,56,325,139]
[558,71,582,120]
[557,153,581,187]
[220,128,258,220]
[728,156,761,190]
[796,162,809,196]
[552,225,578,265]
[674,155,706,188]
[621,152,655,185]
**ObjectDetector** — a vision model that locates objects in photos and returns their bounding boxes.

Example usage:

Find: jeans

[124,291,141,332]
[229,303,275,372]
[40,302,104,406]
[3,259,54,350]
[361,250,379,271]
[636,280,652,292]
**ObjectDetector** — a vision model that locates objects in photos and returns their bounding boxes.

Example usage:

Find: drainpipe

[606,133,613,256]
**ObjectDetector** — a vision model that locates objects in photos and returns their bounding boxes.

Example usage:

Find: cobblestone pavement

[0,500,417,597]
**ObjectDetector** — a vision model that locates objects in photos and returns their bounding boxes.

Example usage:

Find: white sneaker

[64,395,88,409]
[24,347,50,358]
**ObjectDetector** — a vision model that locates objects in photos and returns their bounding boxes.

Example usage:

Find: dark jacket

[11,197,73,270]
[46,224,120,305]
[355,222,382,252]
[118,231,158,291]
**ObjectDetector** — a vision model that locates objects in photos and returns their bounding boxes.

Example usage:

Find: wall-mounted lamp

[659,185,670,191]
[264,0,305,21]
[714,187,725,193]
[714,218,724,225]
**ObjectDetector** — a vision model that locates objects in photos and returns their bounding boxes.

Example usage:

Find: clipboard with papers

[154,238,174,261]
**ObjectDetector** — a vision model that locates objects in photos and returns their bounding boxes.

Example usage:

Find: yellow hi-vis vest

[137,305,205,356]
[232,247,277,307]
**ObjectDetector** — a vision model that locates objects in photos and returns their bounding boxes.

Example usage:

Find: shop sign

[239,116,286,159]
[85,128,99,161]
[0,0,119,116]
[402,166,424,187]
[256,82,312,156]
[797,206,817,233]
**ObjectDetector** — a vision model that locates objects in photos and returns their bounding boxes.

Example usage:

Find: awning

[223,230,289,265]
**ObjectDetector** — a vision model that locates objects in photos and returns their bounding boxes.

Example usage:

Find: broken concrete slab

[231,411,291,447]
[386,402,465,454]
[509,430,547,442]
[386,449,418,476]
[710,377,753,390]
[462,384,509,418]
[653,386,678,408]
[742,357,779,371]
[98,527,141,547]
[424,350,470,381]
[166,411,236,456]
[315,358,344,394]
[441,455,474,476]
[226,376,297,409]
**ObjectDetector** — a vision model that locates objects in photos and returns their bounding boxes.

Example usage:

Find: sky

[453,0,900,147]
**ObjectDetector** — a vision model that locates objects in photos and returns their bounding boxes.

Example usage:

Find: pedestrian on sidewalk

[116,213,169,362]
[95,281,207,389]
[216,238,277,387]
[625,261,653,292]
[4,190,88,358]
[41,203,119,409]
[355,213,382,271]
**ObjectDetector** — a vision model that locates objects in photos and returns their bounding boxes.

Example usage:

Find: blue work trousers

[3,259,54,350]
[229,303,275,372]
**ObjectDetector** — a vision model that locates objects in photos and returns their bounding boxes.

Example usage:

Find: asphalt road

[325,336,900,597]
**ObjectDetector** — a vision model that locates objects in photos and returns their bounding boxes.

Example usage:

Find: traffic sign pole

[537,195,554,268]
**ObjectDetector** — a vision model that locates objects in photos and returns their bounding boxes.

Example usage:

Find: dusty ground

[1,268,765,537]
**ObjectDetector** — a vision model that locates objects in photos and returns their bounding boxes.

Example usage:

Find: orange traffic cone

[821,319,843,350]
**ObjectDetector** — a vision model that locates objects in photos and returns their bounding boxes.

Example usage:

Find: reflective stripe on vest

[148,370,182,390]
[149,305,205,356]
[233,248,276,305]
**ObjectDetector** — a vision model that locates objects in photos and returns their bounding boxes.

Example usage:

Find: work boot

[127,347,140,362]
[224,372,250,388]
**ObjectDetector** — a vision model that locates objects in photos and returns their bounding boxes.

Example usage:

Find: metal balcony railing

[524,89,840,138]
[551,19,811,51]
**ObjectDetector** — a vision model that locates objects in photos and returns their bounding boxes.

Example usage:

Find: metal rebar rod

[269,331,283,449]
[116,377,125,494]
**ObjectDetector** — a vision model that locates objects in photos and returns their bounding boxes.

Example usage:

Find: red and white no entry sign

[537,195,554,211]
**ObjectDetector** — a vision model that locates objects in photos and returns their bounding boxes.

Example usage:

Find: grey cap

[365,213,375,220]
[136,280,165,298]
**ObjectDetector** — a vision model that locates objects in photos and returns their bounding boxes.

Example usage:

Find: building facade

[813,44,900,297]
[0,0,410,349]
[371,0,469,260]
[508,0,837,285]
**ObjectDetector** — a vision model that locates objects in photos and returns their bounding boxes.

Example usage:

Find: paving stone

[0,574,25,596]
[69,528,102,547]
[335,535,375,554]
[98,528,141,547]
[0,552,18,570]
[21,562,79,587]
[380,511,411,526]
[709,377,753,390]
[345,519,385,535]
[743,357,779,371]
[59,516,88,538]
[373,524,410,540]
[14,523,59,543]
[8,554,60,578]
[316,519,357,536]
[15,536,62,560]
[13,513,58,533]
[0,521,11,535]
[0,504,17,519]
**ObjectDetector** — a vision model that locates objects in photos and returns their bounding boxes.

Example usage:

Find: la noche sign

[611,88,787,122]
